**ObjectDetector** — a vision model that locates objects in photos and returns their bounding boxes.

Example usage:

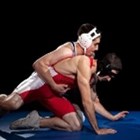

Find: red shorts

[13,72,76,118]
[20,84,75,118]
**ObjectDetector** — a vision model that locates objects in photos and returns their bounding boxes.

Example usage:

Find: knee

[63,112,83,131]
[64,122,82,132]
[0,94,7,102]
[70,122,82,131]
[1,94,23,110]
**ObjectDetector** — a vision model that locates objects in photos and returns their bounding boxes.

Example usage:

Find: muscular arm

[77,57,99,133]
[91,91,115,120]
[91,87,129,121]
[77,57,117,135]
[32,43,73,92]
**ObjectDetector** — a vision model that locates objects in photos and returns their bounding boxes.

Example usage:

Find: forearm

[83,100,99,133]
[80,83,99,133]
[33,62,56,87]
[94,101,114,121]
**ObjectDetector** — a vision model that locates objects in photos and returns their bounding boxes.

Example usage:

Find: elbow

[93,98,100,107]
[82,99,93,109]
[32,60,42,72]
[94,97,100,104]
[32,61,38,70]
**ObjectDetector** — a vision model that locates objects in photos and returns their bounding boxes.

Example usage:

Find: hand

[96,128,117,135]
[52,84,70,94]
[113,111,129,121]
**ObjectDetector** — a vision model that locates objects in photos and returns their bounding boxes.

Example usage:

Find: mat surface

[0,110,140,140]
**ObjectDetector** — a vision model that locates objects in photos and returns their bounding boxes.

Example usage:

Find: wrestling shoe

[10,110,41,130]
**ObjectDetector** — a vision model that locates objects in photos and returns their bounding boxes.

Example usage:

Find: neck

[75,42,85,55]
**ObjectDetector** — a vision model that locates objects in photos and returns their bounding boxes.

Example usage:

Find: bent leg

[40,115,73,131]
[40,108,84,131]
[40,94,84,131]
[0,92,23,111]
[10,83,85,131]
[0,94,8,117]
[10,108,84,131]
[10,110,70,131]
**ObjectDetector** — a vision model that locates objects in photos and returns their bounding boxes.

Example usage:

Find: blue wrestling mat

[0,110,140,140]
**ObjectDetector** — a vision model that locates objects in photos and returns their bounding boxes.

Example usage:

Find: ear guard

[97,61,117,78]
[78,27,101,53]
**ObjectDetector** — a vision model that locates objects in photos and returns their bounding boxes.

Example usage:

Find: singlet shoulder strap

[70,41,77,56]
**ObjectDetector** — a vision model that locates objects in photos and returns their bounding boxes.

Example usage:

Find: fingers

[122,111,129,114]
[118,111,129,119]
[121,111,129,117]
[97,128,117,135]
[60,84,70,93]
[108,129,117,134]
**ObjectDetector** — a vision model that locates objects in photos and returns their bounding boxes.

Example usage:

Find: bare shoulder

[56,42,73,51]
[79,55,90,62]
[53,42,73,56]
[37,42,73,64]
[76,55,91,67]
[79,56,96,66]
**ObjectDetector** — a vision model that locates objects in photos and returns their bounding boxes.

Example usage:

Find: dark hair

[98,53,122,74]
[105,53,122,71]
[77,23,100,36]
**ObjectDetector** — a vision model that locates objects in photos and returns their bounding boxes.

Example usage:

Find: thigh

[38,84,76,118]
[42,96,76,118]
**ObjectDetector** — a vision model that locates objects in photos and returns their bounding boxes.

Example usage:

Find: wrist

[50,82,57,89]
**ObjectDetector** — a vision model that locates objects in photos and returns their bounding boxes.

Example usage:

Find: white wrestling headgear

[78,27,101,54]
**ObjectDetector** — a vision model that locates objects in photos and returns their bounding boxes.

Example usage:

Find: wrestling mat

[0,110,140,140]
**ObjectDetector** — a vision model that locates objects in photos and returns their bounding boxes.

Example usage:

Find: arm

[77,57,116,135]
[77,57,99,132]
[91,90,129,121]
[33,43,73,93]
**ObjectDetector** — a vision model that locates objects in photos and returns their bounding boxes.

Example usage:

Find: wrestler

[32,23,101,93]
[1,53,128,135]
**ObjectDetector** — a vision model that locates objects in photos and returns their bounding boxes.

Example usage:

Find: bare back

[34,42,75,67]
[53,55,96,79]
